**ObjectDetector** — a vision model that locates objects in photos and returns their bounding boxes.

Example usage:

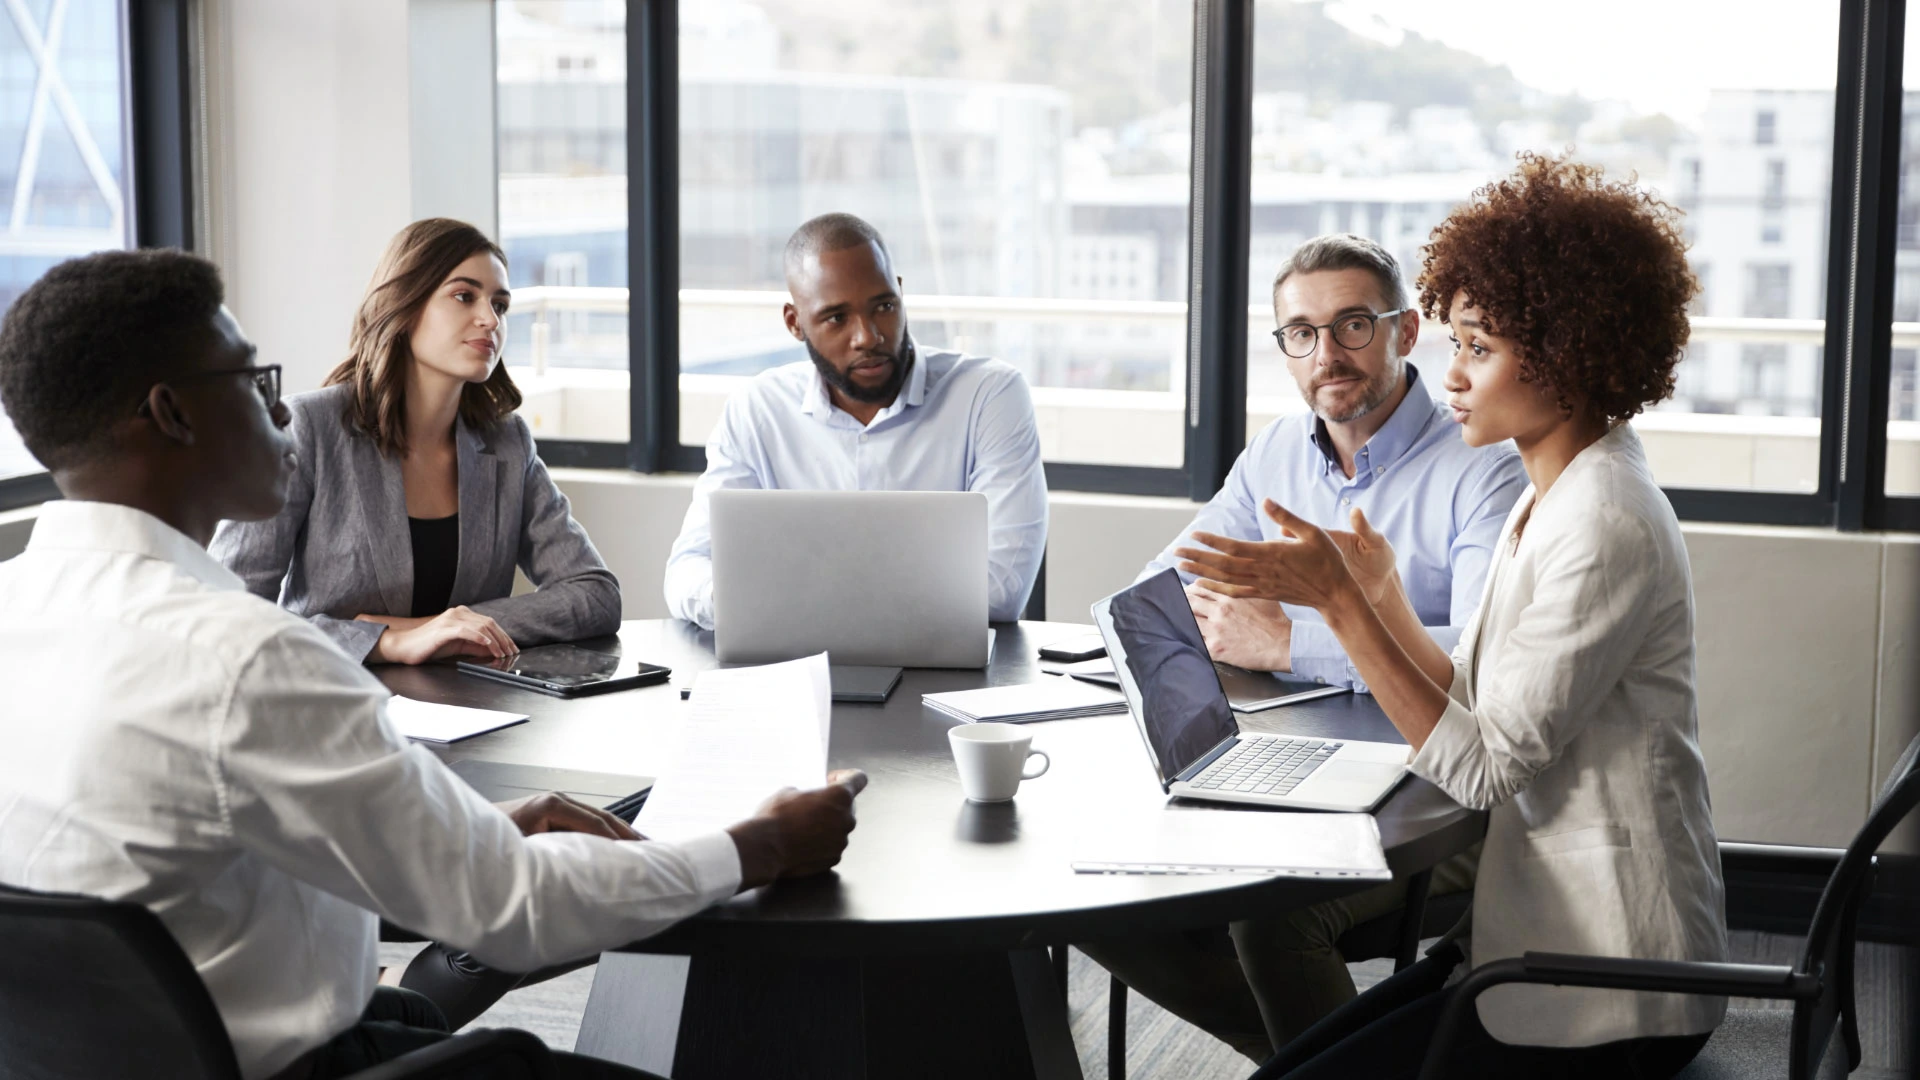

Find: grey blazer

[210,384,622,662]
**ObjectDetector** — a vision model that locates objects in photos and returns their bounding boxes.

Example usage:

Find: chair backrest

[0,883,241,1080]
[1790,731,1920,1079]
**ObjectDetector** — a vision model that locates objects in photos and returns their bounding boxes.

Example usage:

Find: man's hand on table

[497,792,641,841]
[727,769,870,891]
[1187,580,1292,672]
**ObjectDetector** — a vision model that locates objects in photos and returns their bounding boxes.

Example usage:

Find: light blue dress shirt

[1141,366,1525,691]
[665,345,1049,629]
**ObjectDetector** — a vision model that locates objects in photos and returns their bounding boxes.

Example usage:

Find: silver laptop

[1092,570,1410,812]
[710,490,991,668]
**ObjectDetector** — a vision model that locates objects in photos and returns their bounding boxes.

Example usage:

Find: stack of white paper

[923,678,1127,724]
[634,652,832,842]
[1073,810,1391,878]
[384,696,529,743]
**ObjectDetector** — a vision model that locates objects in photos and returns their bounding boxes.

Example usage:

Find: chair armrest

[1415,953,1820,1080]
[1509,952,1818,999]
[344,1028,559,1080]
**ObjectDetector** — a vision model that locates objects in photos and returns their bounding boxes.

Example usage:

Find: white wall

[202,0,497,398]
[408,0,498,236]
[203,0,415,396]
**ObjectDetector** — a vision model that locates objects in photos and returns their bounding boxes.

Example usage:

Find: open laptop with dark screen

[1091,570,1409,812]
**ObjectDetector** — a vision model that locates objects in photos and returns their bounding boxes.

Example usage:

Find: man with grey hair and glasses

[1081,234,1524,1062]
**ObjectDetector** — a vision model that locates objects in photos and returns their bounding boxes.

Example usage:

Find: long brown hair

[325,218,522,456]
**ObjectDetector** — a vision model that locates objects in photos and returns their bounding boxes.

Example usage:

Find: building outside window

[0,1,134,482]
[493,1,1847,490]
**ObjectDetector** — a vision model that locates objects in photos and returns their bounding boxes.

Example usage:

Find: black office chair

[0,882,559,1080]
[1415,730,1920,1080]
[1100,870,1470,1080]
[1023,552,1049,621]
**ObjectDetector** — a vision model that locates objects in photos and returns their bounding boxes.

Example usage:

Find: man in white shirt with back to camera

[664,212,1049,628]
[0,249,867,1080]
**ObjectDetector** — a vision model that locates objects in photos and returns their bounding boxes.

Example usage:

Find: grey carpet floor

[380,934,1912,1078]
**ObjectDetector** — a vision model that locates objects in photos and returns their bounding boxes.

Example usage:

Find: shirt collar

[799,339,926,421]
[1306,364,1435,474]
[25,500,245,593]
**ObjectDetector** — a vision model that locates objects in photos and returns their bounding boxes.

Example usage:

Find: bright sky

[1316,0,1851,120]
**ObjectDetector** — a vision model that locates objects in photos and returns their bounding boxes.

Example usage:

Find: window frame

[528,0,1918,531]
[0,0,196,512]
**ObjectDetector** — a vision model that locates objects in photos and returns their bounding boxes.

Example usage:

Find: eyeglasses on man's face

[135,364,283,417]
[1271,309,1408,359]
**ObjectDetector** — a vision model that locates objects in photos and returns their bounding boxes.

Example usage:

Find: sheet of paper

[384,696,529,743]
[1073,809,1391,879]
[634,652,832,842]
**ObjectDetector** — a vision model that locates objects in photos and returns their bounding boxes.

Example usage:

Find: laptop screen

[1095,569,1239,788]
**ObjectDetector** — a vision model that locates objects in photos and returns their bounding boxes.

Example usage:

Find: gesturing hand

[1325,506,1398,606]
[497,791,642,841]
[1174,500,1360,614]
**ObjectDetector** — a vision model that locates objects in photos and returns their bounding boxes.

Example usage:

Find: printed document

[1074,809,1391,879]
[384,696,529,743]
[635,652,832,842]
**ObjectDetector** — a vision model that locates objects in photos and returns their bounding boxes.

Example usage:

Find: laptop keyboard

[1190,736,1342,797]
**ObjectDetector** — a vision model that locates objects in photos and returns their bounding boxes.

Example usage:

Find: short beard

[1305,351,1405,424]
[805,332,913,405]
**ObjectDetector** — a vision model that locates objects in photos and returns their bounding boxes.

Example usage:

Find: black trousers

[1248,942,1712,1080]
[380,922,597,1031]
[304,986,664,1080]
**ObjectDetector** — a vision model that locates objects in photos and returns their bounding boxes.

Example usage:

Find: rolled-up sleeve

[1408,507,1661,810]
[664,397,760,630]
[217,628,741,972]
[968,370,1048,621]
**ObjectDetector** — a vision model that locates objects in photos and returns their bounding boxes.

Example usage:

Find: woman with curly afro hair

[1180,154,1726,1079]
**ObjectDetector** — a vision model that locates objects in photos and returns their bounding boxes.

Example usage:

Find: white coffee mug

[948,723,1051,803]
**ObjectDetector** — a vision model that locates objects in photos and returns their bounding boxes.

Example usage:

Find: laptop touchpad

[1303,760,1405,799]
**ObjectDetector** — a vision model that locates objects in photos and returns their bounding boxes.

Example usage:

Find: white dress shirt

[0,502,741,1080]
[1409,425,1728,1047]
[664,345,1049,628]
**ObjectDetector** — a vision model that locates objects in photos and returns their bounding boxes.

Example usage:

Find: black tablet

[457,644,671,698]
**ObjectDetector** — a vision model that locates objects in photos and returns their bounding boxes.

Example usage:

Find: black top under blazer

[210,383,622,662]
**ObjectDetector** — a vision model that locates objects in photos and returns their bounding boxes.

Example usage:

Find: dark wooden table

[380,620,1484,1080]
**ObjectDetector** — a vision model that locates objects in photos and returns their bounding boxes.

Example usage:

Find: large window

[672,2,1195,468]
[487,0,1920,529]
[494,1,631,450]
[1241,1,1841,495]
[0,0,134,482]
[1888,16,1920,499]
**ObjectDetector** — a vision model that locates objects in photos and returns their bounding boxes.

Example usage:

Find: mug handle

[1022,749,1051,780]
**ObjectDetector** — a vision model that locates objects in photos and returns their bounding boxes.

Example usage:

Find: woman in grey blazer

[1184,157,1725,1080]
[212,219,620,665]
[212,218,623,1029]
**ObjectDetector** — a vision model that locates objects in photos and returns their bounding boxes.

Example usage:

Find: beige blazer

[210,384,621,662]
[1409,423,1728,1047]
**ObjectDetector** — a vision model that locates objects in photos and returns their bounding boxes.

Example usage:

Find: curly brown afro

[1417,153,1697,422]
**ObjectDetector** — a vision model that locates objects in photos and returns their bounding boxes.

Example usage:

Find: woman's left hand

[1174,499,1360,613]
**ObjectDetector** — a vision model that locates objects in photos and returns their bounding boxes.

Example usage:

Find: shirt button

[1341,497,1351,506]
[859,433,869,442]
[1314,676,1326,684]
[1375,467,1385,475]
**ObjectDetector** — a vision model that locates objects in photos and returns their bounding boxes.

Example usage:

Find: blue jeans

[1250,942,1712,1080]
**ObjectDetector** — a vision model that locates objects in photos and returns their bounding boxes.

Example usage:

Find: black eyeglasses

[135,364,282,417]
[1272,309,1408,358]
